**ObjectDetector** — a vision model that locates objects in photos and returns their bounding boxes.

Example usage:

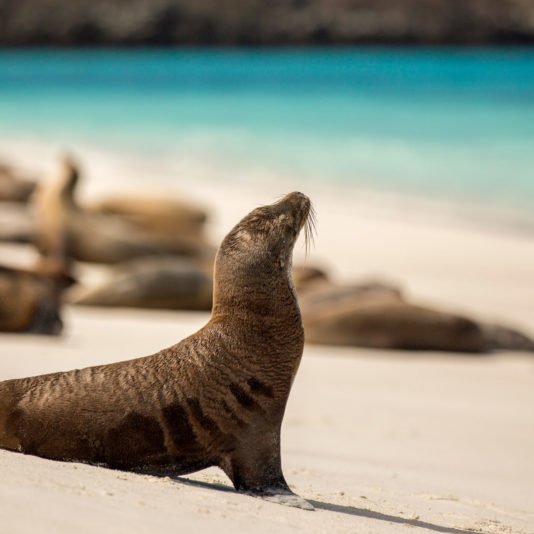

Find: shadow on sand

[171,476,481,534]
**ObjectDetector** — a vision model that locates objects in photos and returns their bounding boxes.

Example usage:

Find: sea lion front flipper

[260,489,314,510]
[222,438,314,510]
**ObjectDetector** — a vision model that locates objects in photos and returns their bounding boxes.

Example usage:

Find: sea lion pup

[0,259,74,335]
[33,157,214,264]
[0,192,314,510]
[70,256,213,311]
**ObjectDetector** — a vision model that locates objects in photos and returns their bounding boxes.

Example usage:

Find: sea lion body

[0,192,313,509]
[0,163,36,203]
[34,158,213,264]
[302,291,486,352]
[298,269,534,352]
[85,194,208,238]
[0,263,71,335]
[71,256,213,311]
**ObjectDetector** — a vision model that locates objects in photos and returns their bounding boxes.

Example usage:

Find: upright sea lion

[0,192,314,510]
[33,157,214,264]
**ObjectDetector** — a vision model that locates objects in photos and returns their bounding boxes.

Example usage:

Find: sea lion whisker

[303,204,317,257]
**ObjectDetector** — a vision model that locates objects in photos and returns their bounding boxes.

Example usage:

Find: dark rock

[1,0,534,46]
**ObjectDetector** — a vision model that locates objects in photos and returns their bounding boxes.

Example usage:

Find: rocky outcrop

[1,0,534,46]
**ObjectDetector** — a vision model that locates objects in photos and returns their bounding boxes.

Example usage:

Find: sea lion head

[213,192,314,314]
[55,155,80,205]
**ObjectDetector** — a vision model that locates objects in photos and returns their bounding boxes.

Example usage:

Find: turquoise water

[0,48,533,214]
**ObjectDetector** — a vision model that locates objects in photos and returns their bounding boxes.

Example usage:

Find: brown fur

[33,157,214,264]
[297,271,484,352]
[0,163,36,203]
[303,291,486,352]
[71,256,213,310]
[298,270,534,353]
[0,262,72,335]
[85,194,208,238]
[0,192,313,509]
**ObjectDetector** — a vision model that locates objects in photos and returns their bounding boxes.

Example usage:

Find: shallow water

[0,47,533,224]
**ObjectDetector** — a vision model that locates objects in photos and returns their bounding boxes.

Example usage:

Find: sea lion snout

[276,192,310,227]
[271,192,312,247]
[275,192,315,256]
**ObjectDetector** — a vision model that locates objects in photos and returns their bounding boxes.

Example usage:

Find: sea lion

[291,264,330,292]
[302,291,487,352]
[0,163,36,203]
[85,194,208,239]
[0,191,314,510]
[0,203,36,243]
[0,260,73,335]
[71,256,213,311]
[298,273,534,353]
[33,157,214,265]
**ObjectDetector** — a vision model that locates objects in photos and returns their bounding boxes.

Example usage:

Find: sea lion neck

[211,256,298,320]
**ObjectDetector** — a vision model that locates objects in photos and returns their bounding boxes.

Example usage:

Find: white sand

[1,143,534,533]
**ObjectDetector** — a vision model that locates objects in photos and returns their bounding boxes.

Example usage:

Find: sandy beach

[1,145,533,533]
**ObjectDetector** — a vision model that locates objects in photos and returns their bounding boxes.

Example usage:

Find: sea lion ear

[234,228,253,243]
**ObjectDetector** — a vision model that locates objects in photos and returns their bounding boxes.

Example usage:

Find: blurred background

[1,1,533,227]
[0,0,533,338]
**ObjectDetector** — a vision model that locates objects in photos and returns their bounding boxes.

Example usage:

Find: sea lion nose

[280,191,310,211]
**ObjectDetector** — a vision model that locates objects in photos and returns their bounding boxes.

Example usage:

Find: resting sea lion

[71,256,213,311]
[0,191,314,510]
[0,163,36,203]
[302,291,486,352]
[0,203,36,243]
[298,269,534,353]
[33,157,214,264]
[0,260,73,335]
[85,194,208,239]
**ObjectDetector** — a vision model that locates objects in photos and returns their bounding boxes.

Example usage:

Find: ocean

[0,47,533,228]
